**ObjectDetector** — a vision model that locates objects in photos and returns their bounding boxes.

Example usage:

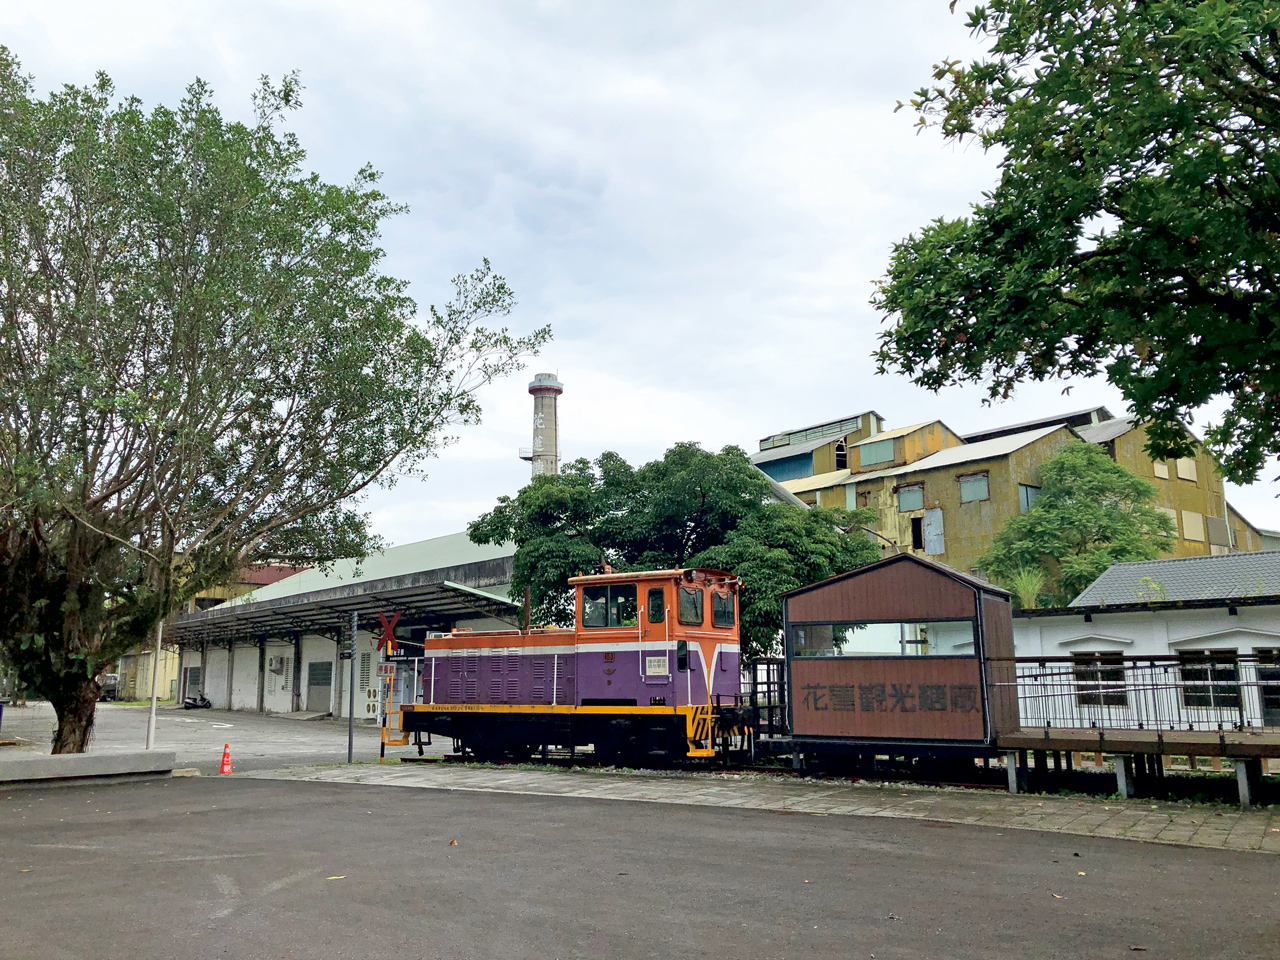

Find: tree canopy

[874,1,1280,483]
[468,443,879,658]
[0,53,547,751]
[980,442,1176,603]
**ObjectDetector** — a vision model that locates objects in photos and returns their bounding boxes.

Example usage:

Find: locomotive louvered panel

[464,678,478,701]
[506,678,520,700]
[531,685,547,703]
[491,654,503,672]
[449,654,463,673]
[506,648,520,671]
[489,678,504,701]
[448,677,462,701]
[465,649,480,672]
[532,659,546,680]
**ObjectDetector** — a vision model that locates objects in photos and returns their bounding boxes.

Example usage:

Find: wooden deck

[998,727,1280,758]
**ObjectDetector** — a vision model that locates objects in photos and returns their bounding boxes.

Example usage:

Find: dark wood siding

[787,559,977,623]
[981,594,1018,737]
[791,657,985,741]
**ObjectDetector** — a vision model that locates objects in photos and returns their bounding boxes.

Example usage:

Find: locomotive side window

[676,639,689,673]
[678,586,704,625]
[647,588,665,623]
[712,592,735,627]
[582,584,639,628]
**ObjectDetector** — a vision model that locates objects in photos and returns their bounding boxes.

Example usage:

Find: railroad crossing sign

[376,611,401,654]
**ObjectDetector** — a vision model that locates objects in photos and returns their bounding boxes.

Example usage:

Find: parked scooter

[182,693,212,710]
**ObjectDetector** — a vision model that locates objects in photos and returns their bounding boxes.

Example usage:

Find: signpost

[348,611,357,764]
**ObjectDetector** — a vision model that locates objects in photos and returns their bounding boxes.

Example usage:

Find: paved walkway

[240,762,1280,855]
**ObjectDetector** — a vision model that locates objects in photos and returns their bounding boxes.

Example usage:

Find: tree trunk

[50,678,100,754]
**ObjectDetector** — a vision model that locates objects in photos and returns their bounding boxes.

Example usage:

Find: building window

[911,516,924,550]
[834,440,847,470]
[582,584,639,628]
[678,586,704,625]
[790,620,976,657]
[1018,484,1041,514]
[1153,460,1169,479]
[1179,652,1241,710]
[1175,457,1198,483]
[958,473,990,503]
[1181,510,1206,542]
[859,438,895,467]
[897,484,924,512]
[359,652,371,689]
[1073,653,1128,707]
[712,592,735,628]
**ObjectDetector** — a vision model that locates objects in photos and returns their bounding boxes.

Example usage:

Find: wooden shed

[782,554,1016,754]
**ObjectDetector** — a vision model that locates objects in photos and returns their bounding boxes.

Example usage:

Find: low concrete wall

[0,750,177,784]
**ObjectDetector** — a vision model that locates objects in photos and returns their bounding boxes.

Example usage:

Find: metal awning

[169,571,519,647]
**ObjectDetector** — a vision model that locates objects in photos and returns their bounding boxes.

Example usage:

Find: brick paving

[239,761,1280,855]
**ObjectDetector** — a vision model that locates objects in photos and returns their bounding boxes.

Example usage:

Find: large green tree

[468,443,878,658]
[980,442,1176,602]
[874,1,1280,483]
[0,54,547,751]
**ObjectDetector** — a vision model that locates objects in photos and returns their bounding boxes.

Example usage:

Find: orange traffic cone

[219,743,232,775]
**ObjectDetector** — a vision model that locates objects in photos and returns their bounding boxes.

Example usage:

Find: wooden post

[1094,751,1104,768]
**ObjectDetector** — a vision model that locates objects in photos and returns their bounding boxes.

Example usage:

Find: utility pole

[145,621,163,749]
[347,610,357,763]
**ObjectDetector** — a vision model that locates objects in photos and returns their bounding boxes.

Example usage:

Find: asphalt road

[1,702,446,773]
[2,777,1277,959]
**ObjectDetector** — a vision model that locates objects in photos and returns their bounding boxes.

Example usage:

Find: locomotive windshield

[582,584,638,628]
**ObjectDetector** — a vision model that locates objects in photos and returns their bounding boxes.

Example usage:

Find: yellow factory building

[751,407,1266,579]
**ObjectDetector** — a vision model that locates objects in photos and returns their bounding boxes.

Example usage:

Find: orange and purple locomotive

[397,568,743,765]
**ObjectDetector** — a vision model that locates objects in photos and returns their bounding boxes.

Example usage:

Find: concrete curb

[0,750,177,784]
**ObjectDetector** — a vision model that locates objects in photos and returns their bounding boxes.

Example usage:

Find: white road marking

[260,868,315,896]
[211,873,241,919]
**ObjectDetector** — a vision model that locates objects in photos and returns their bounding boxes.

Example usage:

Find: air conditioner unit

[268,657,285,674]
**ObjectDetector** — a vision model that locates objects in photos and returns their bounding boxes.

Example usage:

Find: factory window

[860,438,895,467]
[678,586,704,625]
[581,584,638,629]
[958,473,989,503]
[910,516,924,551]
[1018,484,1041,514]
[834,441,848,470]
[1181,510,1206,542]
[647,588,665,623]
[712,592,735,628]
[1153,460,1169,479]
[359,652,371,689]
[897,484,924,512]
[1176,457,1198,483]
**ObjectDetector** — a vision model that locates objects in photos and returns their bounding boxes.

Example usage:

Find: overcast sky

[6,1,1277,539]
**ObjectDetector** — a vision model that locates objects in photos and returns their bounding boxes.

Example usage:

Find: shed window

[1179,651,1240,709]
[910,516,924,550]
[1018,484,1041,514]
[790,620,975,657]
[678,586,704,625]
[897,484,924,512]
[647,588,665,623]
[1072,653,1128,707]
[712,592,735,627]
[581,584,639,628]
[1175,457,1198,482]
[860,438,895,466]
[958,473,989,503]
[834,440,847,470]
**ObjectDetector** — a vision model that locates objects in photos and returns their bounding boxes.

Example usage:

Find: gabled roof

[845,424,1072,486]
[1071,552,1280,606]
[962,406,1113,444]
[782,552,1010,600]
[751,433,842,465]
[1075,416,1137,444]
[848,420,958,447]
[779,469,852,495]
